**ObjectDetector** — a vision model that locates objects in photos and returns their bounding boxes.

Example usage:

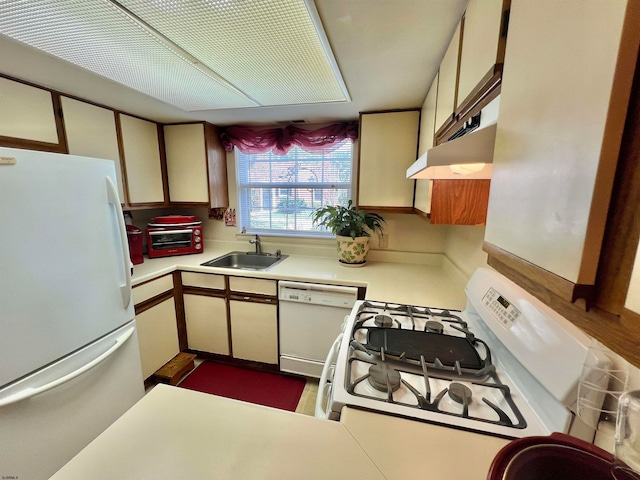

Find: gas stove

[317,268,612,440]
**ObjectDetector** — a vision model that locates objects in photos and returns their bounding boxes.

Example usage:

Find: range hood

[407,96,500,179]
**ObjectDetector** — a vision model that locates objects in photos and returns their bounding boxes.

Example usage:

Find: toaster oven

[146,215,203,258]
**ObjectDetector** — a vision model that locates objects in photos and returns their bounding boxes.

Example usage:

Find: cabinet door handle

[243,296,250,300]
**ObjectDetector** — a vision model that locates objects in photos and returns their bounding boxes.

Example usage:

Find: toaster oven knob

[196,243,201,249]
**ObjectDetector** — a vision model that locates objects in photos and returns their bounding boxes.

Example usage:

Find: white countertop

[51,385,511,480]
[340,407,510,480]
[131,246,468,309]
[51,384,387,480]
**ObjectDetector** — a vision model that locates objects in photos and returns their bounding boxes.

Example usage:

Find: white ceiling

[0,0,467,126]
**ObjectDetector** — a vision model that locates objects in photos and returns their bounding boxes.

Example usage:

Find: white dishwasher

[279,281,358,378]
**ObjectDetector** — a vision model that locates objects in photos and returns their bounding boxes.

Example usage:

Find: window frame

[234,140,355,237]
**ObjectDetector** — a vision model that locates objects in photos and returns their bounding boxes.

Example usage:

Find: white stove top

[327,268,607,439]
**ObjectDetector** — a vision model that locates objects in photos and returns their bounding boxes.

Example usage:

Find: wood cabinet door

[135,297,179,379]
[358,110,420,209]
[430,179,490,225]
[485,0,631,285]
[435,23,461,133]
[183,294,229,355]
[229,299,278,364]
[457,0,505,108]
[61,97,125,201]
[164,123,209,203]
[0,77,59,145]
[119,114,165,205]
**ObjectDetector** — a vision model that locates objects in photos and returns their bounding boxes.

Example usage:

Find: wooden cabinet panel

[119,114,164,205]
[61,97,125,201]
[485,0,631,285]
[457,0,504,107]
[135,297,179,379]
[358,110,420,209]
[435,23,461,133]
[164,123,209,203]
[0,77,58,144]
[430,180,490,225]
[184,294,229,355]
[229,300,278,364]
[204,123,229,209]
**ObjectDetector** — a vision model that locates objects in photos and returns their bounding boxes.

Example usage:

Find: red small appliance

[126,225,144,265]
[146,215,203,258]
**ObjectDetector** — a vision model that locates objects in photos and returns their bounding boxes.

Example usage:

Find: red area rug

[178,362,306,412]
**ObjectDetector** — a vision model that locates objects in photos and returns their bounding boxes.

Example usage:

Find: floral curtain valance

[219,122,358,155]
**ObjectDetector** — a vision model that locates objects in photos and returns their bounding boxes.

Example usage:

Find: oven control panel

[482,288,521,329]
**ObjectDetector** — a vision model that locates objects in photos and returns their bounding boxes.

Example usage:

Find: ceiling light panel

[117,0,350,106]
[0,0,257,110]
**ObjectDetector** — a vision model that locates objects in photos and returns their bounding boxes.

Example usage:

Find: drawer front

[229,277,277,296]
[181,272,225,290]
[133,275,174,305]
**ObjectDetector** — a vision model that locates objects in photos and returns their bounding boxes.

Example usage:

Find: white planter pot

[336,235,370,266]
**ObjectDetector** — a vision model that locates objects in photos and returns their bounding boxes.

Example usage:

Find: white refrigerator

[0,147,145,480]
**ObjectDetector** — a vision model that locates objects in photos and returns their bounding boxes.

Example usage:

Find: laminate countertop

[131,245,468,310]
[51,385,509,480]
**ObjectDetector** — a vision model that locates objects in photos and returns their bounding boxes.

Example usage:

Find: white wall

[444,225,488,279]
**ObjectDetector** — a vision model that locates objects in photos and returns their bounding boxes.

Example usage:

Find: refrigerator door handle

[106,176,132,309]
[0,325,136,407]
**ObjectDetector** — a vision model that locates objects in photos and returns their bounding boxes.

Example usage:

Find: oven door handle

[315,332,343,419]
[148,229,193,235]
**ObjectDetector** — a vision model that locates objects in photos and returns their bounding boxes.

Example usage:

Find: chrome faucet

[249,234,262,254]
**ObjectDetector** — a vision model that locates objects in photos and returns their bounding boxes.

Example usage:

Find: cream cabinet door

[184,294,229,355]
[229,300,278,364]
[435,23,461,132]
[625,243,640,315]
[164,123,209,203]
[135,298,179,379]
[120,114,164,204]
[61,97,125,201]
[415,74,439,215]
[457,0,504,107]
[358,110,420,208]
[0,77,58,144]
[485,0,630,284]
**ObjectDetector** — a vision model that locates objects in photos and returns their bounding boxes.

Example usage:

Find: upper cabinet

[61,97,125,202]
[357,110,420,211]
[434,23,461,134]
[484,0,637,300]
[163,122,228,208]
[456,0,507,110]
[164,123,209,204]
[435,0,509,144]
[0,76,64,152]
[414,74,439,217]
[119,114,166,206]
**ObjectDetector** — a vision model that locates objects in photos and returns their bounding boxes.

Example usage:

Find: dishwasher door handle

[315,333,343,419]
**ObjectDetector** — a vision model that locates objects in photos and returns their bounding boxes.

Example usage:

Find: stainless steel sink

[201,251,288,271]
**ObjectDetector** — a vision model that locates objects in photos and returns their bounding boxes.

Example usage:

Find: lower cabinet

[180,272,279,366]
[135,297,179,379]
[183,293,229,355]
[229,297,278,364]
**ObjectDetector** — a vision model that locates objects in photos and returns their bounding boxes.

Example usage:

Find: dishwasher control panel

[278,281,358,308]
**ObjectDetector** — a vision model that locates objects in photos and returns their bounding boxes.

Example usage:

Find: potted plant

[311,200,385,266]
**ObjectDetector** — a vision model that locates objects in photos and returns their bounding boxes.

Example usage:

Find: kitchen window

[236,140,353,236]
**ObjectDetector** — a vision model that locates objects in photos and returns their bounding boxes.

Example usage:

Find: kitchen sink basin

[201,251,288,271]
